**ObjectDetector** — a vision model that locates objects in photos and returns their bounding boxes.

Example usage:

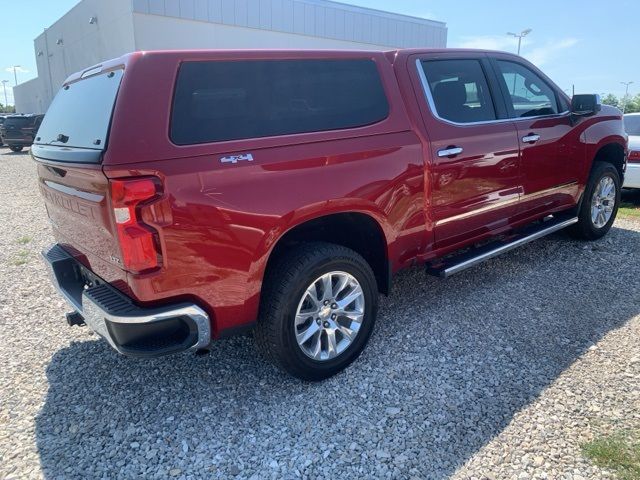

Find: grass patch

[11,250,30,266]
[582,431,640,479]
[619,202,640,219]
[16,235,32,245]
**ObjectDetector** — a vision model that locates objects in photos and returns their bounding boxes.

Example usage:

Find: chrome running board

[426,215,579,278]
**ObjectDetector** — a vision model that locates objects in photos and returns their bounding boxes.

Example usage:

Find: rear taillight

[110,177,161,273]
[629,150,640,163]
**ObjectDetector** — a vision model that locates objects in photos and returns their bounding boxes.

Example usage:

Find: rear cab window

[34,69,124,162]
[170,59,390,145]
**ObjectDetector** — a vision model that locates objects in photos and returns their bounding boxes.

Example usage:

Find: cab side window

[496,60,560,118]
[419,59,497,124]
[171,59,389,145]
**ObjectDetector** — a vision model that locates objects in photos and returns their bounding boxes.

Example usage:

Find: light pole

[10,65,21,86]
[621,81,634,113]
[507,29,532,56]
[1,80,8,109]
[506,29,532,94]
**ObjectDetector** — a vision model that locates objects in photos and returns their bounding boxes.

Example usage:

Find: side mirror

[571,94,602,117]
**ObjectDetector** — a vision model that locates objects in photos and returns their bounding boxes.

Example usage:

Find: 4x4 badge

[220,153,254,164]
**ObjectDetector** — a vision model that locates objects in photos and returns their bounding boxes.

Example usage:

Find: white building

[14,0,447,113]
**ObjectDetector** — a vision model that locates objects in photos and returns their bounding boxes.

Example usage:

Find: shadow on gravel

[35,226,640,479]
[1,149,29,156]
[622,188,640,206]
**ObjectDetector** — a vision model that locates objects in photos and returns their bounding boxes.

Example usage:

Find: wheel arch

[262,211,392,296]
[591,141,626,181]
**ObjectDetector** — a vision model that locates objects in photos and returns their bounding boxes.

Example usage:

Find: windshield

[36,69,123,150]
[624,115,640,136]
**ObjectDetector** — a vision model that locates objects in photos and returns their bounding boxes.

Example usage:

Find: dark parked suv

[0,115,10,146]
[1,114,44,152]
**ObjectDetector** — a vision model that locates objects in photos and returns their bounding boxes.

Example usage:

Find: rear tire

[255,242,378,381]
[9,145,23,152]
[569,162,621,240]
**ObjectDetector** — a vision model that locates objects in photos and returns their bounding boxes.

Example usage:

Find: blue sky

[0,0,637,105]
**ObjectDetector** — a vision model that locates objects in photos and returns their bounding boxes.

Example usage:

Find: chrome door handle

[522,134,540,143]
[437,146,464,157]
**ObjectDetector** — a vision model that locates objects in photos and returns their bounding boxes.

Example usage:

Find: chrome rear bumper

[42,244,211,357]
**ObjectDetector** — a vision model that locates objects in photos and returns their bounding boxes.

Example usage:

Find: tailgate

[2,125,23,141]
[2,119,32,141]
[35,159,124,280]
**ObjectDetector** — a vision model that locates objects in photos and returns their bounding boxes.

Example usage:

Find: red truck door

[411,53,521,249]
[490,56,581,217]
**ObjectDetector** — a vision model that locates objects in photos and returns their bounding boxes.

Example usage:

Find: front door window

[495,60,560,118]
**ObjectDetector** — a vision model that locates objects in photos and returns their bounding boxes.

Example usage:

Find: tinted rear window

[625,115,640,136]
[35,69,123,151]
[4,117,34,128]
[170,59,389,145]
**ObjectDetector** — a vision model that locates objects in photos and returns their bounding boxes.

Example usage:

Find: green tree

[0,103,15,113]
[602,94,620,108]
[622,93,640,114]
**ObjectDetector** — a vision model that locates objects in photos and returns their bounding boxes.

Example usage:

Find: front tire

[9,145,23,152]
[255,242,378,381]
[570,162,621,240]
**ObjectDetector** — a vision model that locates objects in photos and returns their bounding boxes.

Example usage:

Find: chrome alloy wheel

[591,175,617,228]
[294,271,365,361]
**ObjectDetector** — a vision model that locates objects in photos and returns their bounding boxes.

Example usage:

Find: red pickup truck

[35,49,627,380]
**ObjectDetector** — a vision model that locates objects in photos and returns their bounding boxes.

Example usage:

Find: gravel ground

[1,149,639,480]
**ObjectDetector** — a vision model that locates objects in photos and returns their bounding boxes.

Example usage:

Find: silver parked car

[624,113,640,188]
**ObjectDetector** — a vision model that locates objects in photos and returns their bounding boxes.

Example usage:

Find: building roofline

[291,0,446,27]
[33,0,447,48]
[35,0,447,42]
[133,0,447,29]
[34,0,85,41]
